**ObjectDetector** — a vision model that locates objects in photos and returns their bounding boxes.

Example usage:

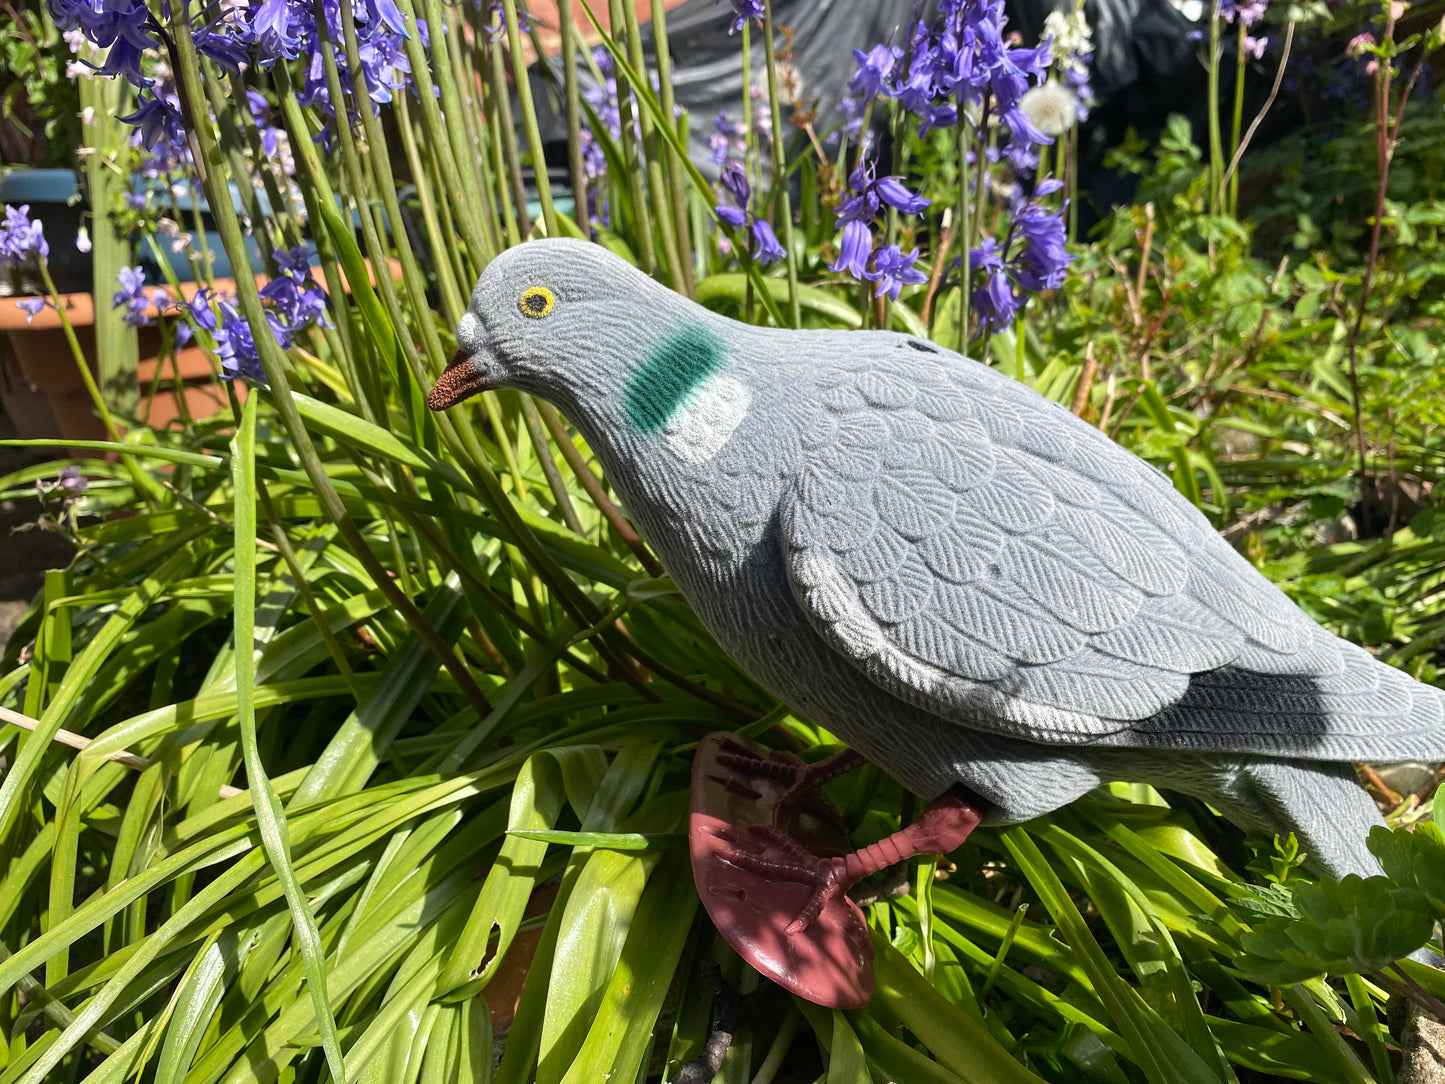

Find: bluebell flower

[840,0,1059,165]
[866,244,927,300]
[966,182,1073,331]
[1219,0,1267,25]
[837,159,930,227]
[194,24,251,71]
[719,0,764,34]
[91,15,160,86]
[245,0,304,63]
[260,246,330,331]
[122,87,192,173]
[1012,195,1072,290]
[969,237,1020,330]
[834,95,865,143]
[214,300,270,384]
[112,266,154,327]
[15,297,48,323]
[831,157,929,284]
[1000,106,1051,168]
[247,91,284,158]
[849,44,901,102]
[482,2,529,41]
[58,466,89,493]
[714,159,783,265]
[751,219,785,266]
[709,110,746,166]
[584,58,623,139]
[579,129,607,181]
[0,205,48,265]
[369,0,413,37]
[719,161,750,208]
[830,219,872,279]
[186,287,220,333]
[357,35,412,104]
[51,0,158,87]
[873,175,931,215]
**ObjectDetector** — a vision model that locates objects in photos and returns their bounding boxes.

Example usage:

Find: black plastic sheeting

[526,0,1209,222]
[527,1,918,178]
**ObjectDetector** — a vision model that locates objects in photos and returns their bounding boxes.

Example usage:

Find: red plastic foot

[689,732,982,1009]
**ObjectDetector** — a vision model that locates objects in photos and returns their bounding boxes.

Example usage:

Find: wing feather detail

[776,340,1445,757]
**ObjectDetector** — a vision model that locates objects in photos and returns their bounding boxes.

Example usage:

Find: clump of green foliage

[0,1,1441,1082]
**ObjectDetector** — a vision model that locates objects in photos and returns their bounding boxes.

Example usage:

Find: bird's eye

[519,286,555,319]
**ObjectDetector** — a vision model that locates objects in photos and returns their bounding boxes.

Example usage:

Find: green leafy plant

[0,1,1441,1082]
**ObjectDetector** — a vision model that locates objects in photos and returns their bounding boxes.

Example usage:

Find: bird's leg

[719,789,982,935]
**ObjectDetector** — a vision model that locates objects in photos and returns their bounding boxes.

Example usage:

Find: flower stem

[619,0,686,290]
[763,0,800,328]
[955,111,970,352]
[395,0,493,266]
[500,0,557,238]
[171,9,496,725]
[1229,22,1246,216]
[36,261,159,507]
[651,0,694,294]
[1207,5,1225,216]
[558,0,590,239]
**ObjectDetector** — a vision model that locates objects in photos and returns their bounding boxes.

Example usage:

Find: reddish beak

[427,350,486,410]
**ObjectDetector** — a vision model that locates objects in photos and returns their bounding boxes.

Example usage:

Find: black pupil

[525,293,547,312]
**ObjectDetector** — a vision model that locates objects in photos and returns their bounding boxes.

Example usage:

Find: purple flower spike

[866,245,927,301]
[0,205,49,266]
[1219,0,1267,25]
[963,182,1074,333]
[715,205,747,227]
[830,219,873,280]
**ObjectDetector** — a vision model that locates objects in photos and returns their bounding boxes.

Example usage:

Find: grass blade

[232,391,349,1083]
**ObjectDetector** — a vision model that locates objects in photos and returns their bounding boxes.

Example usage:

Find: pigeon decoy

[428,239,1444,1000]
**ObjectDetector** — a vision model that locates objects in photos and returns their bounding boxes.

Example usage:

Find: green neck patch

[624,323,725,433]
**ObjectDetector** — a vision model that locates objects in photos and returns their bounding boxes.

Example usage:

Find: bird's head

[427,238,696,420]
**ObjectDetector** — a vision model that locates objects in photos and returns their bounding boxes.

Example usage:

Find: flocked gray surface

[445,239,1445,879]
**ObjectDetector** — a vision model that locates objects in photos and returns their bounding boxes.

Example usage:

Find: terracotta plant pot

[0,287,244,445]
[0,255,401,445]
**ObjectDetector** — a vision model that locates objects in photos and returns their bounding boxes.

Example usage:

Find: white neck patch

[662,371,752,464]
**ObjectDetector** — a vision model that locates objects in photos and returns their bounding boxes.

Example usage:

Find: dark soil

[0,406,76,659]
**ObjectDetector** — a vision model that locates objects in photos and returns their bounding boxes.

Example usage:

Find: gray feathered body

[453,240,1445,879]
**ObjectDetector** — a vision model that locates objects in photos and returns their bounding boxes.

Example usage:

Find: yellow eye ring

[519,286,555,319]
